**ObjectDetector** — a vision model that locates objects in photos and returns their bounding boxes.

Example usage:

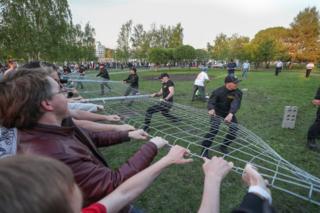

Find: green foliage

[255,38,277,67]
[0,0,96,62]
[207,7,320,65]
[116,20,132,62]
[131,24,149,60]
[195,49,210,64]
[228,34,250,61]
[210,33,230,60]
[168,23,183,48]
[115,21,184,63]
[174,45,196,63]
[147,48,169,65]
[251,27,290,67]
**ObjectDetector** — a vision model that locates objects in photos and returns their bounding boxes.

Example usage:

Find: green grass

[87,68,320,212]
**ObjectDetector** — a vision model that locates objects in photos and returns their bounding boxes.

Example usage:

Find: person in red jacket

[0,149,273,213]
[0,68,166,208]
[0,143,191,213]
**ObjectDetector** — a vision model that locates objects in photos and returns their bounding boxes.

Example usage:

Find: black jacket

[124,74,139,88]
[208,86,242,116]
[96,68,110,79]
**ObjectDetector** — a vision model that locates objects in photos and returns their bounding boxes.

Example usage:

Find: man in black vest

[143,73,180,132]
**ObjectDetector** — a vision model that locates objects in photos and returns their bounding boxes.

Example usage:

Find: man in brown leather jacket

[0,68,166,207]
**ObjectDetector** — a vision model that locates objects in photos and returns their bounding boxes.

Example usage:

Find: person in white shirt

[192,67,210,102]
[306,62,315,78]
[275,60,283,76]
[241,61,250,79]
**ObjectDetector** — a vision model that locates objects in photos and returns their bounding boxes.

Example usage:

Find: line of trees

[112,7,320,68]
[110,20,209,66]
[0,0,96,62]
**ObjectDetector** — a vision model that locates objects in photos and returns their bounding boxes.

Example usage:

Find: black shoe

[219,145,229,154]
[142,125,149,132]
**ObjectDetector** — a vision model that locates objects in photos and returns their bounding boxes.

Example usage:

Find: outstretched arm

[70,109,120,122]
[73,119,135,132]
[98,142,193,213]
[152,88,163,97]
[198,157,233,213]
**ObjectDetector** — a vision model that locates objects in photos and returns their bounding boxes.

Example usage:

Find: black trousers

[307,110,320,141]
[232,193,275,213]
[275,67,282,76]
[144,101,179,128]
[228,70,235,76]
[306,69,312,78]
[100,79,111,94]
[123,87,138,105]
[201,115,238,149]
[124,87,138,96]
[192,85,206,101]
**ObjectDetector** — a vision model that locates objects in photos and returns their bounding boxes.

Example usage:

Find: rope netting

[69,77,320,206]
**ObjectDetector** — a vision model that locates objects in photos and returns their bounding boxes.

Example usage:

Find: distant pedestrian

[305,62,315,78]
[123,67,139,106]
[96,64,111,95]
[76,64,85,89]
[275,60,283,76]
[241,61,250,79]
[192,66,210,101]
[227,59,237,76]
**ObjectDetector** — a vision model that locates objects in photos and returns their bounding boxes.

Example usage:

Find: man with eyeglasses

[0,68,168,209]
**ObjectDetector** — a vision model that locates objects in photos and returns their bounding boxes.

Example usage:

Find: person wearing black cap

[200,76,243,155]
[143,73,180,132]
[96,64,111,95]
[227,59,237,76]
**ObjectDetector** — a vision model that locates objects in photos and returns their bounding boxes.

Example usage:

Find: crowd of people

[0,58,318,213]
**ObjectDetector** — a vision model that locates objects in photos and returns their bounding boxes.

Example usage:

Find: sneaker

[142,125,149,132]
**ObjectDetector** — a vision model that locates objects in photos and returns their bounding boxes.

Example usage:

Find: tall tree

[116,20,132,62]
[169,23,183,48]
[210,33,230,61]
[288,7,320,62]
[228,34,250,61]
[250,27,290,67]
[195,49,209,64]
[82,22,96,61]
[148,48,169,65]
[175,45,196,66]
[0,0,72,60]
[131,24,147,60]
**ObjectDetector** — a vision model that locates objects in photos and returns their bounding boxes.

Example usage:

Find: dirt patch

[143,73,215,81]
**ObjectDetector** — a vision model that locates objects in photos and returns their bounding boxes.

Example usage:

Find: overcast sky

[68,0,319,49]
